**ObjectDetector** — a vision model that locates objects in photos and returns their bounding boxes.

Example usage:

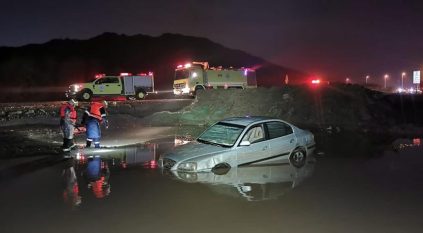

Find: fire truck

[173,62,257,96]
[66,73,155,101]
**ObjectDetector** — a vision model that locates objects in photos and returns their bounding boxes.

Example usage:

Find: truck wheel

[135,90,146,100]
[79,89,92,101]
[194,86,205,95]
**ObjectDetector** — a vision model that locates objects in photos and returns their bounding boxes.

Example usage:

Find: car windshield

[197,122,245,147]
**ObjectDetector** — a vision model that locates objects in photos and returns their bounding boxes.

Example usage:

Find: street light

[401,72,406,89]
[384,74,389,89]
[365,75,370,84]
[346,77,350,84]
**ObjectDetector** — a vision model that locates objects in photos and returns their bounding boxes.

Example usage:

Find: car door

[236,124,270,166]
[93,77,121,95]
[265,121,296,159]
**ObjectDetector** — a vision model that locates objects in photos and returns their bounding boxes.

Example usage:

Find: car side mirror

[240,141,251,146]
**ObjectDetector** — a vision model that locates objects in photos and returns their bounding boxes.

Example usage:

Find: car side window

[266,121,293,139]
[95,78,105,84]
[241,124,265,144]
[109,77,119,83]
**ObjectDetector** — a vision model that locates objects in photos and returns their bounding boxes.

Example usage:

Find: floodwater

[0,135,423,233]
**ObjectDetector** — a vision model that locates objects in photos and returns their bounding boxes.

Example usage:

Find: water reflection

[62,158,81,208]
[85,155,111,199]
[170,157,315,201]
[60,134,316,205]
[62,142,167,207]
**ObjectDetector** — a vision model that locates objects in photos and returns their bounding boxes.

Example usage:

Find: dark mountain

[0,32,307,89]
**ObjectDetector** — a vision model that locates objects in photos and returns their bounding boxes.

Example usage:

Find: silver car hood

[164,141,231,162]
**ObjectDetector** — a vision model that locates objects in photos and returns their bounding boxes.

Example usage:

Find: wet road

[0,137,423,233]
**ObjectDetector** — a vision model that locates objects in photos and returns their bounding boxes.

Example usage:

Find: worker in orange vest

[60,99,78,152]
[82,100,108,148]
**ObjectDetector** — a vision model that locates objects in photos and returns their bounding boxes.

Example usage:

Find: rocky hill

[0,32,306,92]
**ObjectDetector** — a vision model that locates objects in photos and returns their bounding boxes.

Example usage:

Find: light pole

[401,72,406,89]
[365,75,369,84]
[384,74,389,89]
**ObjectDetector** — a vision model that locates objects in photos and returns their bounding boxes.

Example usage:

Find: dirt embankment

[0,100,192,126]
[1,84,422,136]
[145,85,423,135]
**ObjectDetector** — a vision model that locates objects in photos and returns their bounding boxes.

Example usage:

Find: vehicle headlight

[182,84,190,93]
[71,84,80,92]
[177,162,197,172]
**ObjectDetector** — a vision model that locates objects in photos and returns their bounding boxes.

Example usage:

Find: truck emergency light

[95,74,105,78]
[311,79,321,84]
[148,72,154,76]
[120,73,132,76]
[184,63,191,68]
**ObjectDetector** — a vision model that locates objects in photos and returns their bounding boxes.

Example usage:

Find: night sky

[1,0,423,86]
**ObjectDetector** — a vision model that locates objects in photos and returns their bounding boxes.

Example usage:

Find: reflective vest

[60,103,77,122]
[87,102,106,121]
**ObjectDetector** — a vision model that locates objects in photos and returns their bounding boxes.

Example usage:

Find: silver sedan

[158,116,316,172]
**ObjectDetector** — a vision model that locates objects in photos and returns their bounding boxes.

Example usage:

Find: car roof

[219,116,278,127]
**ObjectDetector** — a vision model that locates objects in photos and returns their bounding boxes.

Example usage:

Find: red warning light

[95,73,105,79]
[311,79,321,84]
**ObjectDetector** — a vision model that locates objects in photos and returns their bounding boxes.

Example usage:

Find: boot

[61,138,66,148]
[62,139,71,152]
[86,140,92,148]
[69,139,76,150]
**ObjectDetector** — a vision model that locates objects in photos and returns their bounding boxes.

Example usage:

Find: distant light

[177,65,183,68]
[184,63,192,68]
[148,71,154,76]
[311,79,321,84]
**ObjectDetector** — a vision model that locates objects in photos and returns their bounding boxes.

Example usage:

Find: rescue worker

[82,100,108,148]
[60,98,78,152]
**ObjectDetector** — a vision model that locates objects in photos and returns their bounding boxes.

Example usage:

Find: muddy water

[0,136,422,233]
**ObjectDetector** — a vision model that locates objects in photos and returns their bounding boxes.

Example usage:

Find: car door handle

[290,139,295,143]
[262,146,268,151]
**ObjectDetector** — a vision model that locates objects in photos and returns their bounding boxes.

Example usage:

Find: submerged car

[158,116,316,172]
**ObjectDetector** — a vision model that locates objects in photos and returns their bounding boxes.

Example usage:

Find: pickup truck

[66,73,155,101]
